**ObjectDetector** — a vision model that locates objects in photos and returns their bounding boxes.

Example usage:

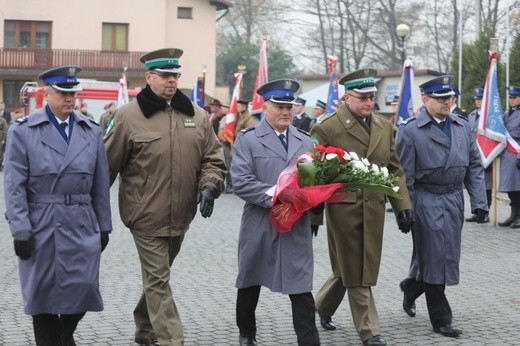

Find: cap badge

[443,76,449,84]
[284,80,292,89]
[67,66,76,76]
[363,69,370,76]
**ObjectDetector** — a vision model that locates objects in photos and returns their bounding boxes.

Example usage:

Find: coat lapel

[256,120,287,160]
[59,116,91,173]
[444,115,464,171]
[30,112,68,157]
[287,126,305,160]
[416,111,451,149]
[337,105,370,148]
[366,114,383,159]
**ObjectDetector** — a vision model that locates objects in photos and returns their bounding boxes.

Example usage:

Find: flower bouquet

[270,144,401,233]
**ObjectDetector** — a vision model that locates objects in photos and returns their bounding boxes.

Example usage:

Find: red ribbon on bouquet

[270,170,347,233]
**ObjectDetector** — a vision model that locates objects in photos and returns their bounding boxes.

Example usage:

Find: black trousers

[400,278,452,328]
[508,191,520,207]
[236,285,320,346]
[32,313,85,346]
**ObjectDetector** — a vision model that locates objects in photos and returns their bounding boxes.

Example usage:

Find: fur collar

[136,84,195,118]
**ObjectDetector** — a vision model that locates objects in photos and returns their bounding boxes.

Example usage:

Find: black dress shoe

[135,338,160,345]
[239,335,257,346]
[399,281,416,317]
[363,335,387,346]
[433,324,463,337]
[318,311,336,330]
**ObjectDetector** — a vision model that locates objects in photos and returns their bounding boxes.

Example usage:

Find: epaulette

[400,117,416,126]
[15,116,29,125]
[89,118,100,126]
[296,128,311,137]
[318,113,335,124]
[457,114,468,122]
[239,126,256,136]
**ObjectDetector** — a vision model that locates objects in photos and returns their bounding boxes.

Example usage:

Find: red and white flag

[251,39,268,115]
[220,72,243,143]
[117,75,129,107]
[477,51,519,168]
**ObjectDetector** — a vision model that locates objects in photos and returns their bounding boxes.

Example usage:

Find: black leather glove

[310,203,325,215]
[13,231,34,260]
[311,225,319,237]
[197,186,217,218]
[475,208,488,223]
[516,158,520,169]
[396,209,414,234]
[100,232,110,252]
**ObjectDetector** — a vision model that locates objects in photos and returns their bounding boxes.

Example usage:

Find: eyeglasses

[347,93,376,102]
[428,96,453,103]
[148,71,181,79]
[509,95,520,99]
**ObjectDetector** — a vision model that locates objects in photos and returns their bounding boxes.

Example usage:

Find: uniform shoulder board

[15,116,29,124]
[239,126,256,136]
[400,117,416,126]
[318,113,335,124]
[457,114,468,122]
[296,128,311,137]
[89,118,100,126]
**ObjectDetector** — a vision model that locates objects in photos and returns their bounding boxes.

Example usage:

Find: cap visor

[50,84,82,92]
[351,86,377,94]
[430,90,455,97]
[268,98,295,104]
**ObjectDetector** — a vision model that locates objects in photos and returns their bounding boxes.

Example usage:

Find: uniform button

[79,224,85,228]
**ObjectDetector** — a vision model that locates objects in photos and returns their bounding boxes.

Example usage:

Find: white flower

[325,153,338,160]
[351,160,366,172]
[343,152,352,160]
[362,158,370,166]
[381,167,389,178]
[349,152,359,160]
[392,186,400,192]
[371,163,380,173]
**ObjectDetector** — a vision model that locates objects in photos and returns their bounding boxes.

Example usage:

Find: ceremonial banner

[477,51,519,168]
[117,75,129,107]
[396,59,414,127]
[220,73,243,143]
[190,79,204,108]
[251,39,268,116]
[326,56,339,113]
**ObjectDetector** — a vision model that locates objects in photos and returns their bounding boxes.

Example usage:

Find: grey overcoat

[499,107,520,192]
[396,109,487,286]
[4,108,112,315]
[231,119,315,294]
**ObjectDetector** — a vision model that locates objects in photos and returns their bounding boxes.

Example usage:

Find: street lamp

[396,23,410,66]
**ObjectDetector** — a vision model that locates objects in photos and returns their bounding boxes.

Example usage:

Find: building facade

[0,0,230,111]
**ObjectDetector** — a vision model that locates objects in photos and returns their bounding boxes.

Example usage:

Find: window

[178,7,193,19]
[3,80,30,110]
[4,20,51,48]
[102,23,128,51]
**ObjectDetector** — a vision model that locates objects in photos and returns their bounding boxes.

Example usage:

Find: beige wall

[1,0,218,95]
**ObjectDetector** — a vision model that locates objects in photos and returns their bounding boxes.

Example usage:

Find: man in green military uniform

[311,68,413,346]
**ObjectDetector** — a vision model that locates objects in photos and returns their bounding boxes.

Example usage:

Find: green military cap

[140,48,183,75]
[339,68,378,94]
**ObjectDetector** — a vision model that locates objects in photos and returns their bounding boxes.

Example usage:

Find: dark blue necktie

[279,134,288,152]
[60,122,68,141]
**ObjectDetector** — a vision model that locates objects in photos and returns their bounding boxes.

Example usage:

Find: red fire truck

[20,79,141,123]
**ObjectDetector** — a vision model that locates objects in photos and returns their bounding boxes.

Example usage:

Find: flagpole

[492,159,497,225]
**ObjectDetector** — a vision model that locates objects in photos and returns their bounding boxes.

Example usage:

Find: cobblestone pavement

[0,175,519,345]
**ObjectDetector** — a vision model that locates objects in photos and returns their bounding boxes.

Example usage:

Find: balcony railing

[0,48,146,74]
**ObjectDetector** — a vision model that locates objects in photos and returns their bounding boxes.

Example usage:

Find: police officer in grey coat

[498,86,520,228]
[231,79,320,346]
[4,66,112,346]
[396,76,488,338]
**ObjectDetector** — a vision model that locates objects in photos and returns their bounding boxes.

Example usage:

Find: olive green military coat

[311,103,411,287]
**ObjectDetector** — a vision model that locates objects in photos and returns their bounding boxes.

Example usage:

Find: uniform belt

[28,193,91,205]
[415,184,461,194]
